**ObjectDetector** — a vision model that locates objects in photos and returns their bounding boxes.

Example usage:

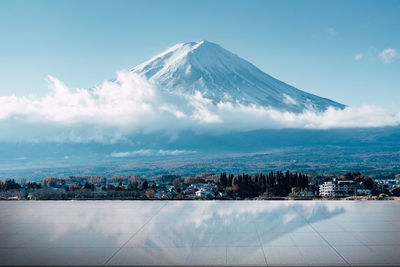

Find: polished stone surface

[0,200,399,266]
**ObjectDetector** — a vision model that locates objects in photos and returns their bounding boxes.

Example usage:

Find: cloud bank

[109,149,196,158]
[1,70,399,142]
[379,48,399,63]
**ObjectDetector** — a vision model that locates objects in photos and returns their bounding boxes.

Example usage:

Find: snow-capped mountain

[131,40,344,112]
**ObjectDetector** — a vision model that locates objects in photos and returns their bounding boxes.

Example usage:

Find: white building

[375,178,400,188]
[356,188,372,195]
[195,188,214,199]
[319,179,355,197]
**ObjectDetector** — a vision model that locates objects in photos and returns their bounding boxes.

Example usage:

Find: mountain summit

[131,40,344,112]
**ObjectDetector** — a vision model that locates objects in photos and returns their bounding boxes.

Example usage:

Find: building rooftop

[0,200,399,266]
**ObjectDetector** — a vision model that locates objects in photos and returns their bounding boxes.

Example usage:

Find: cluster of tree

[24,177,150,193]
[158,174,181,184]
[392,187,400,196]
[109,175,138,185]
[42,177,65,188]
[25,182,42,189]
[99,180,148,191]
[218,171,309,197]
[0,179,22,191]
[42,176,110,188]
[87,176,107,185]
[343,172,375,189]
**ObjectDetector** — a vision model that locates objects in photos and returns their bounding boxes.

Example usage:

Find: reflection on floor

[0,200,400,266]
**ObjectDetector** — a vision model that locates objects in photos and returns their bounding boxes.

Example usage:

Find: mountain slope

[131,40,345,112]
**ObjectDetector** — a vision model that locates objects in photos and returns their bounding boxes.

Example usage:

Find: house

[356,188,372,196]
[218,191,227,198]
[7,196,21,200]
[195,188,214,199]
[27,193,37,200]
[375,178,400,188]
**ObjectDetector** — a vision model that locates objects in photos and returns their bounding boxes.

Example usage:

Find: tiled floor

[0,200,400,266]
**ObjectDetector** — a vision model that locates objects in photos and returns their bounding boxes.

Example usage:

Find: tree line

[218,171,309,197]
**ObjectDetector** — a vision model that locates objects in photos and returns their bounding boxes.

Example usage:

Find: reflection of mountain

[4,201,345,249]
[2,201,399,266]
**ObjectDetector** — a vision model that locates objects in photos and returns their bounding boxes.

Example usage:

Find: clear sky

[0,0,399,111]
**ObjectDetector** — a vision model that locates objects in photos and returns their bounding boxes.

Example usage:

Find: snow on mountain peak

[131,41,345,112]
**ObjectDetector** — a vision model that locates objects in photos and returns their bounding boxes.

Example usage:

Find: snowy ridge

[131,40,345,112]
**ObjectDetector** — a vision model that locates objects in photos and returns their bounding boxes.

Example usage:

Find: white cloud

[185,91,222,123]
[354,53,363,61]
[0,70,399,142]
[109,149,196,157]
[216,102,400,130]
[379,48,398,63]
[327,27,337,36]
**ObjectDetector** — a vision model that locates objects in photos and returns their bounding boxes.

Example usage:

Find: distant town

[1,171,399,200]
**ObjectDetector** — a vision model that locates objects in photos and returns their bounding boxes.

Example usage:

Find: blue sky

[0,0,399,111]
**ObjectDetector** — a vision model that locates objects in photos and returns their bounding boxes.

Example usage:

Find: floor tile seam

[331,245,390,266]
[102,202,168,266]
[254,231,268,265]
[226,246,227,265]
[333,221,347,232]
[263,237,309,266]
[283,232,301,247]
[348,231,369,247]
[306,219,351,266]
[293,206,321,234]
[320,230,366,246]
[363,244,399,264]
